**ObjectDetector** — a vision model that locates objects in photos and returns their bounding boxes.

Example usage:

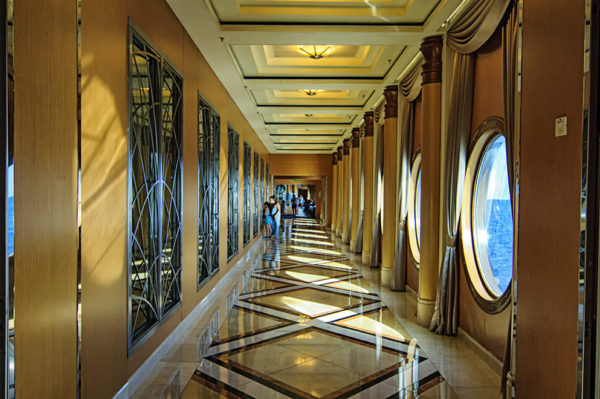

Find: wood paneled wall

[80,0,268,397]
[516,0,584,396]
[14,0,79,397]
[269,154,333,224]
[458,27,510,362]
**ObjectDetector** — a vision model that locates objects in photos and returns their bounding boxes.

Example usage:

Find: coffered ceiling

[165,0,472,153]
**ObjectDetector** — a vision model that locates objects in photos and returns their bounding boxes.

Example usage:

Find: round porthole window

[461,117,512,312]
[407,151,422,266]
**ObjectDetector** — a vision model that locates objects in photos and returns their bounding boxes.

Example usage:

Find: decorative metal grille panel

[260,158,265,230]
[243,142,251,246]
[227,126,239,259]
[129,29,183,348]
[253,152,259,237]
[198,96,220,287]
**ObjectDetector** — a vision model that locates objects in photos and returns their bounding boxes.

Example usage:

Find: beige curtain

[447,0,512,53]
[391,58,423,291]
[370,118,385,268]
[344,150,352,245]
[430,0,511,335]
[355,132,366,254]
[501,2,519,397]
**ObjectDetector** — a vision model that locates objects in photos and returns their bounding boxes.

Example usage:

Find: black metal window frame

[0,0,8,395]
[260,158,265,231]
[243,142,251,246]
[127,22,183,353]
[253,152,259,237]
[197,94,220,289]
[227,125,239,260]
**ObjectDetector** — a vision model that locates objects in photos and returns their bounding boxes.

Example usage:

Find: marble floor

[130,219,501,399]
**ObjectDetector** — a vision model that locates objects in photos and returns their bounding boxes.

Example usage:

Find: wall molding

[457,327,503,375]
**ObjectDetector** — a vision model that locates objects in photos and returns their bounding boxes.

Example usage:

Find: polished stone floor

[130,219,501,399]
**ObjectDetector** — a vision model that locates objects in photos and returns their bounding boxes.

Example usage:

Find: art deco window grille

[198,96,220,287]
[128,28,183,348]
[227,126,239,259]
[260,159,265,230]
[266,163,270,198]
[253,152,259,237]
[243,142,251,246]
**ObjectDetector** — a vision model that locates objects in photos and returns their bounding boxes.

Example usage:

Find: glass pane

[198,100,220,286]
[130,36,161,340]
[129,31,183,346]
[160,66,182,315]
[227,128,239,258]
[472,135,513,296]
[243,142,251,245]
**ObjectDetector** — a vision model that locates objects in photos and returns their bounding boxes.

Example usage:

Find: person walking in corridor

[263,202,273,238]
[270,195,281,238]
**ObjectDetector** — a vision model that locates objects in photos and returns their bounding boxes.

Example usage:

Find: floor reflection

[181,219,448,398]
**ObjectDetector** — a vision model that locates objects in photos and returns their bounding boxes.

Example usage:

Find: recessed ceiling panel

[231,44,404,78]
[208,0,441,25]
[264,112,357,124]
[252,88,374,106]
[267,126,347,136]
[272,137,340,144]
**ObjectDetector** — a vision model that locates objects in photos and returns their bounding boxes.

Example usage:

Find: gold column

[342,138,352,243]
[350,128,361,251]
[417,36,443,327]
[331,153,338,231]
[381,85,399,286]
[336,146,344,237]
[361,112,375,264]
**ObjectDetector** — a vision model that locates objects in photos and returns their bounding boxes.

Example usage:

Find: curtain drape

[429,52,475,335]
[355,135,366,254]
[390,58,423,291]
[501,2,519,397]
[430,0,511,336]
[370,121,385,267]
[447,0,512,54]
[344,150,352,245]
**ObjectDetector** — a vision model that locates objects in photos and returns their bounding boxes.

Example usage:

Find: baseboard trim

[457,327,503,375]
[405,284,418,297]
[113,237,264,398]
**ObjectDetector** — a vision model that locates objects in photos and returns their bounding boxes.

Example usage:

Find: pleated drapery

[390,57,423,291]
[355,131,366,254]
[429,52,475,335]
[369,119,385,268]
[501,2,519,397]
[447,0,512,54]
[430,0,512,336]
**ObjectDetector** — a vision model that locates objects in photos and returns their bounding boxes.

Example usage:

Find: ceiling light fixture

[302,89,319,96]
[305,114,313,118]
[298,45,335,60]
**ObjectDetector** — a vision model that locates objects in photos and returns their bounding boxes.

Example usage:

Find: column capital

[337,146,343,159]
[332,152,338,165]
[343,138,351,155]
[420,35,443,85]
[363,111,374,137]
[383,85,398,119]
[352,128,360,147]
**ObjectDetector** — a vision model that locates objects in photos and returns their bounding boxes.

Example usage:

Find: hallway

[131,219,500,398]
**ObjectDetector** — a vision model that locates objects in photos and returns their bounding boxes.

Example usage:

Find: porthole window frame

[407,150,422,267]
[460,117,512,314]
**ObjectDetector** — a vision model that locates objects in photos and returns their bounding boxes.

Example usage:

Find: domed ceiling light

[297,45,335,59]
